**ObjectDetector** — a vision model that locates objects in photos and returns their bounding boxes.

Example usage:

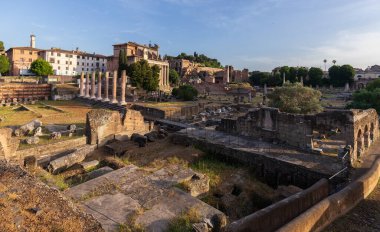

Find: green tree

[0,55,10,75]
[297,67,309,79]
[118,49,128,77]
[328,65,341,87]
[268,82,323,114]
[347,79,380,113]
[126,60,160,91]
[279,66,290,83]
[172,85,198,101]
[308,67,324,87]
[339,64,355,85]
[169,68,180,86]
[30,58,53,76]
[0,41,4,52]
[288,67,298,83]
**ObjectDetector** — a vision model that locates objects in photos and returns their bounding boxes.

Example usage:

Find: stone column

[90,72,96,99]
[85,73,90,98]
[111,70,118,104]
[79,72,84,97]
[166,66,169,86]
[119,70,126,105]
[103,72,110,102]
[97,72,103,100]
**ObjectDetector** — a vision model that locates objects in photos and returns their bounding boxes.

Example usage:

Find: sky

[1,0,380,71]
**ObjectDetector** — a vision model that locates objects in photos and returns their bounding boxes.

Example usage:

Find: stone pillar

[119,70,126,105]
[97,72,102,101]
[166,66,169,86]
[85,73,90,98]
[79,72,84,97]
[103,72,110,102]
[91,72,96,99]
[111,70,118,104]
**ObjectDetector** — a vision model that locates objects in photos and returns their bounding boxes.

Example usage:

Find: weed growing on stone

[35,168,69,190]
[167,207,201,232]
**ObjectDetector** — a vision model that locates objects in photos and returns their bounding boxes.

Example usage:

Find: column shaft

[119,70,126,105]
[104,72,110,101]
[85,73,90,98]
[111,70,118,103]
[79,72,84,96]
[90,72,96,99]
[97,72,102,100]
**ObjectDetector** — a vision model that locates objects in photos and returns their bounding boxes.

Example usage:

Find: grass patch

[35,168,69,191]
[118,207,145,232]
[167,207,201,232]
[190,154,237,188]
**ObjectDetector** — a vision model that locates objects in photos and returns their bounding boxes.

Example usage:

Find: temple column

[164,66,167,86]
[111,70,118,104]
[103,72,110,102]
[166,66,169,86]
[97,72,103,100]
[119,70,126,105]
[79,72,84,96]
[85,73,90,98]
[90,72,96,99]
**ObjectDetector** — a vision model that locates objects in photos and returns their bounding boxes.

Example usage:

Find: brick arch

[364,125,370,148]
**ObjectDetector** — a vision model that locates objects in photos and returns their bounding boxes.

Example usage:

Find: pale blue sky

[1,0,379,71]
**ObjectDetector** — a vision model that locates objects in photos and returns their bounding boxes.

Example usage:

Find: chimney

[30,34,36,48]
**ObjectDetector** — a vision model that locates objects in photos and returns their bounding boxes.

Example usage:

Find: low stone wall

[226,179,329,232]
[131,104,200,120]
[278,157,380,232]
[13,137,86,162]
[171,133,340,189]
[0,83,51,100]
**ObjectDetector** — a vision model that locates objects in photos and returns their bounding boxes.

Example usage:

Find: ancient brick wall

[0,83,51,100]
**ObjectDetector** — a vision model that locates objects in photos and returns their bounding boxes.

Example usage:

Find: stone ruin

[0,128,20,161]
[217,107,379,163]
[86,108,151,146]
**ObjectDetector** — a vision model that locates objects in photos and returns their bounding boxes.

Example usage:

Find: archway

[357,129,363,159]
[364,125,370,148]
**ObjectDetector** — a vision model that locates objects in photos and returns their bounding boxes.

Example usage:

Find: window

[57,53,61,57]
[73,67,75,71]
[58,66,61,70]
[77,62,79,65]
[20,50,24,54]
[29,58,32,62]
[51,52,54,56]
[87,63,89,66]
[102,63,105,67]
[65,54,69,57]
[70,55,73,58]
[66,67,69,70]
[57,60,60,64]
[70,61,72,65]
[29,51,32,55]
[87,68,89,71]
[96,63,99,67]
[20,58,24,62]
[77,55,80,59]
[96,57,99,61]
[82,68,84,71]
[49,58,55,63]
[82,62,84,66]
[91,63,93,67]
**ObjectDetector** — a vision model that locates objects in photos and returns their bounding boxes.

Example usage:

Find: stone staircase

[313,132,347,156]
[75,97,126,114]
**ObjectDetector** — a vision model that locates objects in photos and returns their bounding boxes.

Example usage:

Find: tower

[30,34,36,48]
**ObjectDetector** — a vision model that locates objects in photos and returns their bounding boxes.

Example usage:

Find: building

[354,65,380,89]
[6,35,108,76]
[107,41,170,91]
[41,48,107,76]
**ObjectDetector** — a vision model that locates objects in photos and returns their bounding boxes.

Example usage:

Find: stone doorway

[357,129,363,159]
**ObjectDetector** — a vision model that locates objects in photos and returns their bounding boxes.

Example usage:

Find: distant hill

[165,52,223,69]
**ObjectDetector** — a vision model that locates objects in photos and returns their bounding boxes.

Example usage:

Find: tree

[297,67,309,79]
[268,82,323,114]
[169,68,180,86]
[332,60,337,65]
[118,49,128,77]
[348,79,380,113]
[328,64,355,87]
[249,71,282,87]
[279,66,290,83]
[328,65,341,87]
[126,60,160,91]
[0,41,4,52]
[288,67,298,83]
[172,85,198,101]
[0,55,10,75]
[308,67,324,87]
[30,58,53,76]
[339,64,355,85]
[323,59,327,71]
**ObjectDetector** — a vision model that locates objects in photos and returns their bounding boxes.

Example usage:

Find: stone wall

[0,128,19,161]
[278,157,380,232]
[14,137,86,162]
[226,179,329,232]
[86,109,150,145]
[0,83,51,100]
[131,104,200,120]
[217,107,379,161]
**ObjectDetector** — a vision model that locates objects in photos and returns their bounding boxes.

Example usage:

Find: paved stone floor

[180,128,344,176]
[65,164,223,232]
